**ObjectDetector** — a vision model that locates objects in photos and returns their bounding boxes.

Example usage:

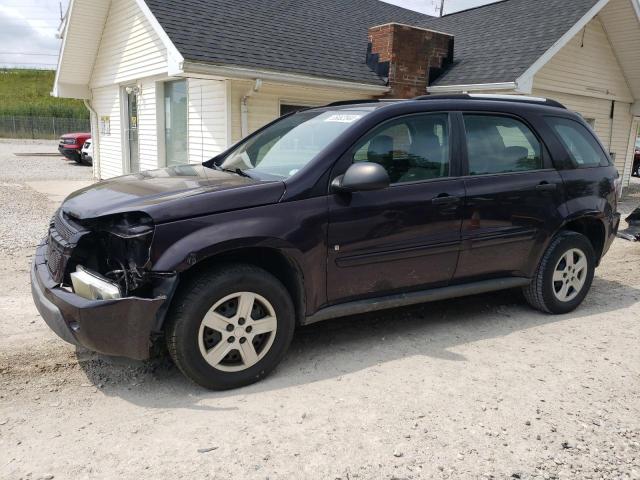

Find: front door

[327,112,465,303]
[453,113,565,281]
[125,88,139,173]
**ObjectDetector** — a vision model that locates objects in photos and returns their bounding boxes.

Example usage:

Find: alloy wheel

[552,248,588,302]
[198,292,278,372]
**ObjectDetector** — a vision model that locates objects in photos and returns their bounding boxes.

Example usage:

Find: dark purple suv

[31,95,621,389]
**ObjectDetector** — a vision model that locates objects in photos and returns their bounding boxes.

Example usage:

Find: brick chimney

[367,23,454,98]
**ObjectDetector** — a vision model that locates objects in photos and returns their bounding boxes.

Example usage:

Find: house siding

[599,0,640,99]
[88,0,170,179]
[229,80,376,143]
[188,79,229,164]
[92,85,123,179]
[90,0,168,88]
[531,16,635,185]
[533,16,633,102]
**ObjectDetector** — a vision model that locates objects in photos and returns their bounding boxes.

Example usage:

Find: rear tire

[523,231,595,314]
[166,264,295,390]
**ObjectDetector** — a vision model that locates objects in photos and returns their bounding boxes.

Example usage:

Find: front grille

[47,240,64,280]
[46,210,83,283]
[54,210,76,242]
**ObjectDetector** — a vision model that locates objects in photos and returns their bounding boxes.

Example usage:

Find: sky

[0,0,498,69]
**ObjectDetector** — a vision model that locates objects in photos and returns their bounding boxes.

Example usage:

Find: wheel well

[563,217,606,263]
[181,247,306,324]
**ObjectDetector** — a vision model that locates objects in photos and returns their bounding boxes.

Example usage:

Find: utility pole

[438,0,445,16]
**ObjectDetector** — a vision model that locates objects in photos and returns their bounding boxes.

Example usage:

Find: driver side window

[353,113,450,184]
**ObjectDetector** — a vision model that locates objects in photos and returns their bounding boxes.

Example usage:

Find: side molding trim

[302,277,531,325]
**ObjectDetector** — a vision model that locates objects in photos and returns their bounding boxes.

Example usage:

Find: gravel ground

[0,139,92,255]
[1,140,639,479]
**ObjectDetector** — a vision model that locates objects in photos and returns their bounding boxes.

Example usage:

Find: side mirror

[331,162,390,193]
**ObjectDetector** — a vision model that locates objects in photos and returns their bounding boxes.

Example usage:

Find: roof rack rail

[326,99,403,107]
[413,93,566,109]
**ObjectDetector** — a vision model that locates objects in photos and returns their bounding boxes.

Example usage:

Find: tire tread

[523,231,584,314]
[165,264,294,389]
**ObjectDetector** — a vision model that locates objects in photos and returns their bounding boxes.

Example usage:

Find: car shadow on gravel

[75,276,640,406]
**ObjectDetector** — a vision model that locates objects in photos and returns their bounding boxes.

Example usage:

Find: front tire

[166,264,295,390]
[523,231,595,314]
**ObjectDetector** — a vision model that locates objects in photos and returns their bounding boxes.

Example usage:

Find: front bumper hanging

[617,207,640,242]
[31,242,167,360]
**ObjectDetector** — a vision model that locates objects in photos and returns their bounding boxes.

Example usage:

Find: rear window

[546,116,609,167]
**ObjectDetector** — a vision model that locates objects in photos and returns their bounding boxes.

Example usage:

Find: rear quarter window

[546,116,610,168]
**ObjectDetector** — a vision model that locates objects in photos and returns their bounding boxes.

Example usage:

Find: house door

[125,88,140,173]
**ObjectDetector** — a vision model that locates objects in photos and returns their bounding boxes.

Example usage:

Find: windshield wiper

[211,163,252,178]
[222,167,252,178]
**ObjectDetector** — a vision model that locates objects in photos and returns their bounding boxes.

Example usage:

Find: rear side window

[546,116,609,167]
[463,114,543,175]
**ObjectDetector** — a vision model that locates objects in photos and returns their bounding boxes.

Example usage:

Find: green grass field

[0,69,88,118]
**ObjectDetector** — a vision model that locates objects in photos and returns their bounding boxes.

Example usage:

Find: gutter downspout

[240,79,263,138]
[608,100,615,154]
[83,99,101,181]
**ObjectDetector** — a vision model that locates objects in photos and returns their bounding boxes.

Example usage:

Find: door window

[546,116,609,167]
[353,113,450,184]
[164,80,188,167]
[463,114,542,175]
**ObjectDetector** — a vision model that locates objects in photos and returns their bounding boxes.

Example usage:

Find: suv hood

[62,165,285,223]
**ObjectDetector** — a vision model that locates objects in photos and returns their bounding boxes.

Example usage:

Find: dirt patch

[1,143,639,479]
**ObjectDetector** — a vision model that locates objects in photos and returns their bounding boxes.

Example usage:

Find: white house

[54,0,640,188]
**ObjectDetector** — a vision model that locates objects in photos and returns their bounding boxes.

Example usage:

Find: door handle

[535,182,557,191]
[432,195,460,205]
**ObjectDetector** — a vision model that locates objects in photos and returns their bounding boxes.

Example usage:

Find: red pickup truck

[58,132,91,163]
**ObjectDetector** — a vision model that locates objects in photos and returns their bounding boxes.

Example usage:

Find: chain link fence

[0,115,90,140]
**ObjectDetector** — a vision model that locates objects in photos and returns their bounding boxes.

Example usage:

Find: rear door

[326,112,465,302]
[453,112,565,281]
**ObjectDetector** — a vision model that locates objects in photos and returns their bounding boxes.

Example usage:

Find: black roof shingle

[421,0,600,86]
[144,0,599,88]
[145,0,431,85]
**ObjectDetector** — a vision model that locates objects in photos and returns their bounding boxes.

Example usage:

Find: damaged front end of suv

[31,208,177,360]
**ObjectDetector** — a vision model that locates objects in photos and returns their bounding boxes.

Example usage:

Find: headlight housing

[69,212,155,296]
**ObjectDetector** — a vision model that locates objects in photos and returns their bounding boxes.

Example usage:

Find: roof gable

[421,0,601,88]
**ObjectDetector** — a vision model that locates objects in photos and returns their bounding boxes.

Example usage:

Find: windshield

[218,109,371,179]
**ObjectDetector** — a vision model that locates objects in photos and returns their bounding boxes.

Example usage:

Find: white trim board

[182,61,390,94]
[52,0,77,98]
[131,0,184,75]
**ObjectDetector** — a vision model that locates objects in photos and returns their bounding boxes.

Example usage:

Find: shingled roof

[143,0,600,88]
[144,0,432,85]
[421,0,600,86]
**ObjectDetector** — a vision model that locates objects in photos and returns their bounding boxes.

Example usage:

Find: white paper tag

[324,114,362,123]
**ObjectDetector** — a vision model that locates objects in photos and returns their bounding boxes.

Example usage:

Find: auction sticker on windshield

[324,114,362,123]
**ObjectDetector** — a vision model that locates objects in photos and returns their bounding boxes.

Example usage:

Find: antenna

[438,0,445,16]
[59,1,63,21]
